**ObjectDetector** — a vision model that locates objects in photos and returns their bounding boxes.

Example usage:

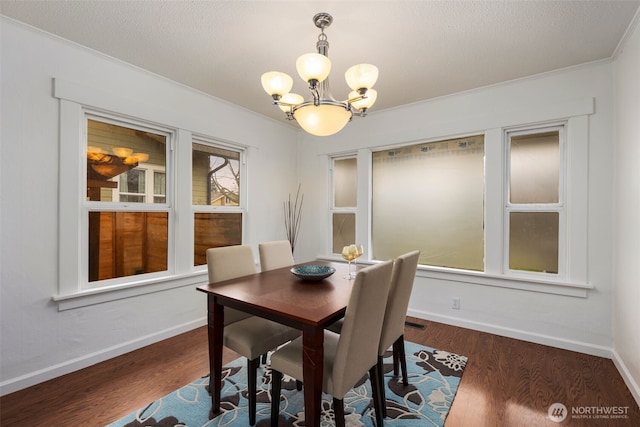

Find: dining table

[196,259,357,427]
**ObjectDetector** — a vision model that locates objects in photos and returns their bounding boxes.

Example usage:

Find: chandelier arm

[347,93,367,104]
[311,87,320,105]
[291,98,351,115]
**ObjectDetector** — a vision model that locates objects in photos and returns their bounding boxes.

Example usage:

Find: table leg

[207,295,224,419]
[302,325,324,427]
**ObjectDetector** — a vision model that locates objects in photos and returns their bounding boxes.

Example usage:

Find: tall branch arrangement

[284,184,304,253]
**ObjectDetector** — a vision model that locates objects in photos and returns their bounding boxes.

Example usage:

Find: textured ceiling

[1,1,639,128]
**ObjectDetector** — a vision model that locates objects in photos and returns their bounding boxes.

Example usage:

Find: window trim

[324,112,592,297]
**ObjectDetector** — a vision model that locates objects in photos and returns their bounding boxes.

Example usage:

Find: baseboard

[407,309,612,358]
[611,349,640,408]
[0,317,207,397]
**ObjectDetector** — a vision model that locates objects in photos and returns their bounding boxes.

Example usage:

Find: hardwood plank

[1,318,638,426]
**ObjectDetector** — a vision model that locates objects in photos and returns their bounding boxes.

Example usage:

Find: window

[331,157,357,253]
[506,126,564,275]
[115,166,166,203]
[55,79,255,309]
[192,140,243,266]
[323,100,591,295]
[371,135,485,270]
[85,117,170,283]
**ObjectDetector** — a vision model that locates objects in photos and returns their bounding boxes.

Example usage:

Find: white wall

[0,18,299,395]
[295,61,616,360]
[613,16,640,403]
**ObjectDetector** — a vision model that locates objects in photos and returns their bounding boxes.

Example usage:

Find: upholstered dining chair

[269,260,394,427]
[258,239,294,365]
[206,245,300,426]
[375,250,420,416]
[258,240,294,271]
[325,250,420,418]
[257,239,303,389]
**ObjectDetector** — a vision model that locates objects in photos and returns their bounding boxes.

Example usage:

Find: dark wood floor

[1,317,638,426]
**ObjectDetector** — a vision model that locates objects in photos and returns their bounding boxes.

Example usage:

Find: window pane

[119,169,145,202]
[509,131,559,204]
[509,212,559,273]
[88,211,168,281]
[194,213,242,266]
[332,213,355,254]
[372,135,484,270]
[192,143,240,206]
[154,172,166,196]
[153,171,166,203]
[334,158,357,207]
[86,119,166,203]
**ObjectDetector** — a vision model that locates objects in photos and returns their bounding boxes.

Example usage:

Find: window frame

[369,133,486,270]
[504,124,567,279]
[330,155,358,255]
[82,112,174,288]
[191,135,247,268]
[114,163,167,204]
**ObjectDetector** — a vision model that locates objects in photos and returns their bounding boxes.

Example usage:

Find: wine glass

[353,244,364,276]
[341,245,357,279]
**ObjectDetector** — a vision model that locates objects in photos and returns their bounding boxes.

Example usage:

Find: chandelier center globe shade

[293,104,352,137]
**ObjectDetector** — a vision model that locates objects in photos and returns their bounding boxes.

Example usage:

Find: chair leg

[261,352,268,364]
[394,335,408,386]
[270,369,283,427]
[333,397,345,427]
[369,366,385,427]
[376,355,387,418]
[392,347,399,376]
[248,357,259,426]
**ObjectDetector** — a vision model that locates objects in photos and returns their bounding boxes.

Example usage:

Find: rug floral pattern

[107,341,467,427]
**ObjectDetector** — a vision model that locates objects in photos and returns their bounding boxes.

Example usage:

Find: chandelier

[261,13,378,137]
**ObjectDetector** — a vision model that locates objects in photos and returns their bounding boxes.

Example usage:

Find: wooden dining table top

[197,260,355,329]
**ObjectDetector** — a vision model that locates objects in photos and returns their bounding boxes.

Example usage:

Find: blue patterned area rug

[107,341,467,427]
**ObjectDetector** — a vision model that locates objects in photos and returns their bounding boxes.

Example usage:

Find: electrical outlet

[452,297,460,310]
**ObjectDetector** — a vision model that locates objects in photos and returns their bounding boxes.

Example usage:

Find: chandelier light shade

[345,64,379,93]
[293,103,353,136]
[261,13,378,137]
[278,93,305,113]
[296,53,332,84]
[261,72,293,99]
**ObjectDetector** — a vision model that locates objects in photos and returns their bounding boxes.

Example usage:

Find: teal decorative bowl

[290,265,336,281]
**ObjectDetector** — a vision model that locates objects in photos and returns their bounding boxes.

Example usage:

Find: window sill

[414,266,592,297]
[53,270,209,311]
[317,255,592,297]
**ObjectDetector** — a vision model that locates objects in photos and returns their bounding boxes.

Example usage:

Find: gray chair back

[206,245,257,325]
[331,260,394,398]
[378,250,420,355]
[258,240,294,271]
